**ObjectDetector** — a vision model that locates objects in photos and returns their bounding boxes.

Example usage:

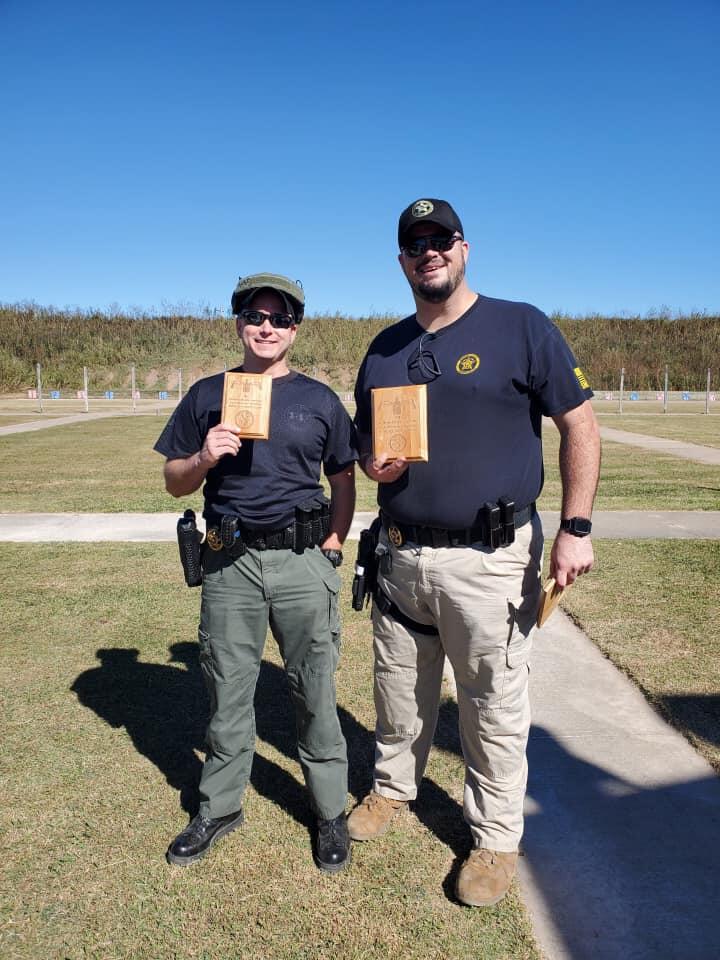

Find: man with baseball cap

[155,272,357,873]
[349,199,600,905]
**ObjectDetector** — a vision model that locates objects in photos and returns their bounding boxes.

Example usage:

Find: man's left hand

[549,531,594,588]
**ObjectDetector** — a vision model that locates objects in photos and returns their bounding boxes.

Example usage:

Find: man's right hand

[200,423,242,467]
[362,452,409,483]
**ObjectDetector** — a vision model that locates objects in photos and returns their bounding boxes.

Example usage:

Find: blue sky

[1,0,718,318]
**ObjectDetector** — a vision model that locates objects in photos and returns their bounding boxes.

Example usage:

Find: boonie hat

[398,198,464,247]
[231,273,305,323]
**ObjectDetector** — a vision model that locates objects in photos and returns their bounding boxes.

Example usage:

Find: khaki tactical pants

[197,545,348,821]
[371,514,543,851]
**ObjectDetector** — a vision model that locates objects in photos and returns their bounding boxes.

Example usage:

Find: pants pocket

[505,596,536,669]
[197,628,218,715]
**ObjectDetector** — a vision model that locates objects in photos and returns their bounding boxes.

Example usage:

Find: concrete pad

[0,411,137,434]
[599,426,720,465]
[518,611,720,960]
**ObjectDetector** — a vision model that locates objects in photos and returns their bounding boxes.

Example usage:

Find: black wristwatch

[321,549,343,568]
[560,517,592,537]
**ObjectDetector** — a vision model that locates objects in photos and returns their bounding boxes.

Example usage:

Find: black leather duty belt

[205,521,296,554]
[241,525,295,550]
[381,502,535,550]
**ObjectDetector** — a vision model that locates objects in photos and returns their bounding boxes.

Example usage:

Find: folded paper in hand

[536,577,568,628]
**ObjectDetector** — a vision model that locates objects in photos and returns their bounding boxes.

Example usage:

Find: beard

[411,256,466,304]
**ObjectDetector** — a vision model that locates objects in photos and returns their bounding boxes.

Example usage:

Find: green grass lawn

[0,544,539,960]
[2,415,719,514]
[560,539,720,774]
[596,413,720,448]
[3,538,718,957]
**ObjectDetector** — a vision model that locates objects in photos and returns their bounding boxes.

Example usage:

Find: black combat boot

[315,812,351,873]
[166,809,244,866]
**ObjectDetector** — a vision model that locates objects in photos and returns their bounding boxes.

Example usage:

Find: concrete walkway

[599,425,720,465]
[2,509,719,958]
[0,410,142,434]
[521,611,720,959]
[2,510,720,542]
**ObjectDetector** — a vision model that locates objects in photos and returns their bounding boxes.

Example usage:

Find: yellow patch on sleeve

[574,367,590,390]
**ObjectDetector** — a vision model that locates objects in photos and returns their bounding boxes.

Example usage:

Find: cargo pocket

[197,628,218,715]
[505,595,536,669]
[321,566,342,656]
[306,549,342,655]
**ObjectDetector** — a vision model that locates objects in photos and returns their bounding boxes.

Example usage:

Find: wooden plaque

[536,577,569,628]
[221,372,272,439]
[371,384,428,461]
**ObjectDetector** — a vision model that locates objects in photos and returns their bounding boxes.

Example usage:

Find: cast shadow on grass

[71,643,471,890]
[656,693,720,755]
[71,643,324,827]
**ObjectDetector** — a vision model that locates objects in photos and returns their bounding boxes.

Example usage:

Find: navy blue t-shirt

[354,295,593,529]
[155,369,358,528]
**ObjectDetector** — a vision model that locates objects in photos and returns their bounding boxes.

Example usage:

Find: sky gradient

[1,0,718,318]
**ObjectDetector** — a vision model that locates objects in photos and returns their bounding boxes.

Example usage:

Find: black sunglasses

[401,235,463,258]
[239,309,295,329]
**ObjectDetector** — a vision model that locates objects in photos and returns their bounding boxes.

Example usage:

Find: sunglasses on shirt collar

[238,309,296,329]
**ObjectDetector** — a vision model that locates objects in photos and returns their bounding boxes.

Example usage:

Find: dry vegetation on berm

[1,302,718,393]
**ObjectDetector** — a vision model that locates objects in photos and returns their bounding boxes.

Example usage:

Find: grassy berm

[2,303,719,393]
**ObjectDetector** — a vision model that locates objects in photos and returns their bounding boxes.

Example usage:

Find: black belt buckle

[430,528,450,548]
[482,502,501,549]
[498,497,515,546]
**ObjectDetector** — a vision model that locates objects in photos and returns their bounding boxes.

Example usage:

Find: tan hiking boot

[347,792,408,841]
[456,848,518,907]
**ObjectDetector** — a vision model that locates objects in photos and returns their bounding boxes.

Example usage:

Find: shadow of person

[71,644,206,813]
[524,724,720,959]
[71,645,312,824]
[71,643,468,879]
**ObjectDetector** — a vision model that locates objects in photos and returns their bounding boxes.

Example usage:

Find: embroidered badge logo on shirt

[411,200,434,218]
[455,353,480,374]
[574,367,590,389]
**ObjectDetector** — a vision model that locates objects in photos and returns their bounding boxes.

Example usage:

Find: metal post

[663,365,669,414]
[177,369,182,403]
[619,367,624,415]
[131,365,137,414]
[706,368,712,415]
[83,366,89,413]
[36,362,43,413]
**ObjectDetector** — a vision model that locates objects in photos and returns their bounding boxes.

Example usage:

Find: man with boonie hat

[349,198,600,906]
[155,272,357,874]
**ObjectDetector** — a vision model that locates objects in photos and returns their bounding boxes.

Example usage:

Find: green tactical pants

[196,544,348,821]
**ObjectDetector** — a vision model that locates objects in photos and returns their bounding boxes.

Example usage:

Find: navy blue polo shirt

[354,295,593,529]
[155,369,358,528]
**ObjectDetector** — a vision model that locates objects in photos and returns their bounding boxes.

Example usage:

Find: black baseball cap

[398,198,464,247]
[230,273,305,322]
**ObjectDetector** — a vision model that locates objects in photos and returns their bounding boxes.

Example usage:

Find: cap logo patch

[411,200,434,218]
[456,353,480,375]
[574,366,590,389]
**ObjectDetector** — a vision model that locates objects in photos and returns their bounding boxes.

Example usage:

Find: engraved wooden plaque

[371,384,428,462]
[221,372,272,439]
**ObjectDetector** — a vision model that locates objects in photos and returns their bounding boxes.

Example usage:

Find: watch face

[563,517,592,535]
